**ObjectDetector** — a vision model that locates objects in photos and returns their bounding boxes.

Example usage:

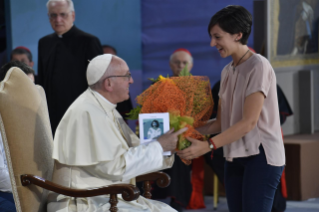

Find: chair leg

[109,193,119,212]
[213,173,219,210]
[142,180,152,199]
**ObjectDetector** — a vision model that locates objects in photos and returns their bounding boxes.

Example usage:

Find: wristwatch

[207,138,216,159]
[208,142,215,150]
[207,138,216,150]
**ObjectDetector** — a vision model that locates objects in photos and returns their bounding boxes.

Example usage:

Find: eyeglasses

[105,73,132,81]
[49,12,71,20]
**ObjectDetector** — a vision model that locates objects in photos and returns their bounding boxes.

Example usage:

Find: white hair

[169,51,193,64]
[46,0,75,12]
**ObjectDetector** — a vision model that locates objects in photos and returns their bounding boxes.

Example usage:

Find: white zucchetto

[87,54,113,85]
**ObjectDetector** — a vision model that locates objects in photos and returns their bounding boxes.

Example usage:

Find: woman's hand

[177,137,211,160]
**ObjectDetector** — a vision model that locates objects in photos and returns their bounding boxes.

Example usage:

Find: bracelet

[208,138,217,150]
[208,138,217,159]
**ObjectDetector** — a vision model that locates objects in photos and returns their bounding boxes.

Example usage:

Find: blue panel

[127,69,143,131]
[10,0,52,72]
[130,69,143,107]
[142,0,255,89]
[75,0,142,70]
[4,0,12,61]
[9,0,141,73]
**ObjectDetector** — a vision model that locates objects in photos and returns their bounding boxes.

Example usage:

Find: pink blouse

[219,54,285,166]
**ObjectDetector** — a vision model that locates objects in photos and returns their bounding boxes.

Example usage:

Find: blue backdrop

[6,0,142,72]
[141,0,255,90]
[6,0,256,110]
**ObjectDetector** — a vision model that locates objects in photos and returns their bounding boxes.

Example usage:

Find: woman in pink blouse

[178,5,285,212]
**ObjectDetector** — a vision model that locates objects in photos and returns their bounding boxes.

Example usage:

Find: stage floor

[157,196,319,211]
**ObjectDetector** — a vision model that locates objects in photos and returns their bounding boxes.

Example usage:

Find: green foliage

[126,105,142,120]
[148,77,159,83]
[148,74,170,83]
[179,116,194,126]
[178,136,191,150]
[179,64,192,77]
[169,114,180,130]
[169,112,193,150]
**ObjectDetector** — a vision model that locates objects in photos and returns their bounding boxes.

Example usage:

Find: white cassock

[48,88,176,212]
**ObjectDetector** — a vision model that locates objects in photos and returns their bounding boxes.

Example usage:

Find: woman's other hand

[177,137,211,160]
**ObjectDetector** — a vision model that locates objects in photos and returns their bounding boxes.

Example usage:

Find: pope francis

[47,54,187,212]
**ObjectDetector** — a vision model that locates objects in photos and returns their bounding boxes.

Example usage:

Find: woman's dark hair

[151,120,159,128]
[0,61,35,81]
[208,5,252,45]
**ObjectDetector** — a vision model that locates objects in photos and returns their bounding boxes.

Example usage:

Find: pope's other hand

[157,128,188,152]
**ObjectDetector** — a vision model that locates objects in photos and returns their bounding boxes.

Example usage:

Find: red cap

[14,46,31,53]
[173,48,192,56]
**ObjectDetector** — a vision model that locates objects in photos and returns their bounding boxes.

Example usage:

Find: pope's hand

[177,137,211,160]
[157,128,188,152]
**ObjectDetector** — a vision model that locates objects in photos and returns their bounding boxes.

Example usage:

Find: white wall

[275,65,319,135]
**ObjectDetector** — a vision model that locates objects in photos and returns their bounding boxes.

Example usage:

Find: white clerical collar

[91,89,117,107]
[57,24,74,38]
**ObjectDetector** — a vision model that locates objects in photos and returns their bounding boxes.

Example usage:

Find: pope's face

[111,61,133,103]
[48,1,75,35]
[169,51,193,76]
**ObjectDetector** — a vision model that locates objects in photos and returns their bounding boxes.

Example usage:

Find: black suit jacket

[38,25,103,135]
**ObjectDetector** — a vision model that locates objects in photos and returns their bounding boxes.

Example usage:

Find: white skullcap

[87,54,113,85]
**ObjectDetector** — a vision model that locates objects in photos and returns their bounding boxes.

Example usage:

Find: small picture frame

[267,0,319,68]
[139,112,170,155]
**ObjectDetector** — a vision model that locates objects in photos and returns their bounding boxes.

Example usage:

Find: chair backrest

[0,68,54,212]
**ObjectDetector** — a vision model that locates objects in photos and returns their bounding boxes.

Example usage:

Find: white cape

[49,89,176,212]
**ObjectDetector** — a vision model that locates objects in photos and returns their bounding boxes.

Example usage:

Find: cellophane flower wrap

[134,75,214,165]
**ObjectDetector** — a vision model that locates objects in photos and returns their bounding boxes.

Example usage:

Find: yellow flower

[159,75,166,81]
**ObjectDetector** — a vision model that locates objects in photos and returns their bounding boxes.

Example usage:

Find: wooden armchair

[0,68,170,212]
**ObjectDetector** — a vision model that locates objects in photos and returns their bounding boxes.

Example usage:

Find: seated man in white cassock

[47,54,187,212]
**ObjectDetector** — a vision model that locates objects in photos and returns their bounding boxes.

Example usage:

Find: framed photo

[267,0,319,68]
[139,113,170,155]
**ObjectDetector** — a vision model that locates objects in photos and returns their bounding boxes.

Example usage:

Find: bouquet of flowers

[127,69,214,164]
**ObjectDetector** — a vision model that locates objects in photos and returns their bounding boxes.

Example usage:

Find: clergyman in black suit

[38,0,103,135]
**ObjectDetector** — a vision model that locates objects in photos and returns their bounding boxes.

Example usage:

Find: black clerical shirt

[38,25,103,135]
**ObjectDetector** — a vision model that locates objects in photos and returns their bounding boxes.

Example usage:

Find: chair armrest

[135,172,171,199]
[136,171,171,188]
[21,174,139,201]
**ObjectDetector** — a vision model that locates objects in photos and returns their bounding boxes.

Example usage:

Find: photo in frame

[139,112,170,155]
[267,0,319,68]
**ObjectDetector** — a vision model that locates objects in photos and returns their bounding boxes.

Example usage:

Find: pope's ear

[103,78,113,92]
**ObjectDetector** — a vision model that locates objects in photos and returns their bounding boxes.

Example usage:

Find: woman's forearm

[212,119,254,148]
[196,118,221,135]
[212,92,265,149]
